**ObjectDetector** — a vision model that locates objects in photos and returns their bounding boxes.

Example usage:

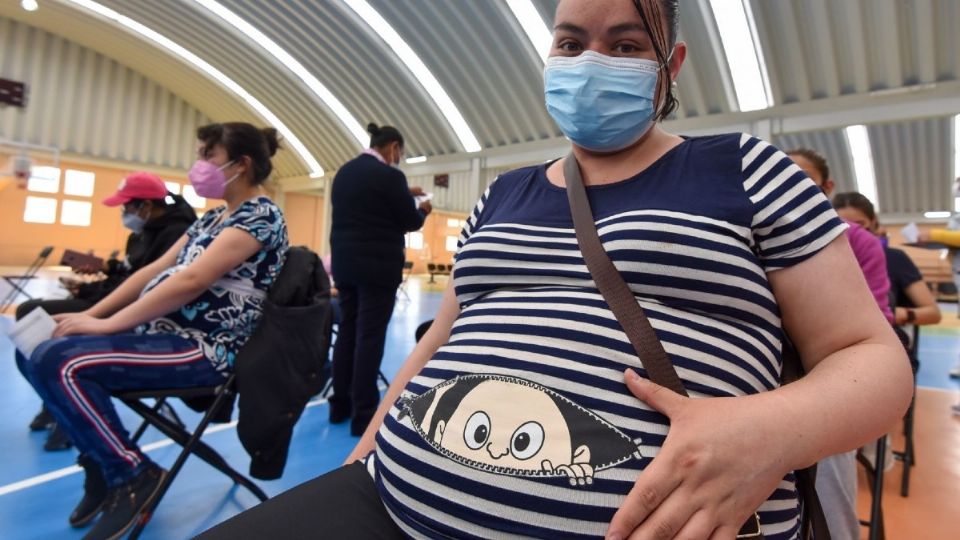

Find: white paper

[414,192,434,207]
[900,222,920,244]
[8,307,56,358]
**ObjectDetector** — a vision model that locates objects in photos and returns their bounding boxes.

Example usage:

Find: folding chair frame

[396,261,413,302]
[318,321,391,399]
[116,373,268,540]
[857,437,887,540]
[892,324,919,497]
[1,245,54,311]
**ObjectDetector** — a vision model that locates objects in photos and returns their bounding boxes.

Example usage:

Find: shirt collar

[363,148,387,165]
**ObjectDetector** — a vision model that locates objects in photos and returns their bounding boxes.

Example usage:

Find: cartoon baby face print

[397,374,641,486]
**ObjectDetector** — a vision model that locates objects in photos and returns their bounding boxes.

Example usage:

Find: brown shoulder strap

[563,151,829,540]
[563,153,687,397]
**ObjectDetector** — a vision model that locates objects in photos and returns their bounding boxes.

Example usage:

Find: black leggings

[196,462,406,539]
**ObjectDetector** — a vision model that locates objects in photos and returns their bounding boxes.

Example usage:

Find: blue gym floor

[1,285,958,539]
[0,279,444,539]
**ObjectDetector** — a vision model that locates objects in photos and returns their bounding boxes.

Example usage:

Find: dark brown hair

[367,123,404,150]
[197,122,281,185]
[832,191,877,222]
[634,0,680,121]
[785,147,830,183]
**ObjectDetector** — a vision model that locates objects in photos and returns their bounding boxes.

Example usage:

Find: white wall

[0,17,209,170]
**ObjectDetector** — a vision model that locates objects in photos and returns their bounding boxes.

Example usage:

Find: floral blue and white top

[138,196,288,371]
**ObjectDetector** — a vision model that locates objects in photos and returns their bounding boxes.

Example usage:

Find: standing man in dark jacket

[20,171,197,450]
[329,123,431,435]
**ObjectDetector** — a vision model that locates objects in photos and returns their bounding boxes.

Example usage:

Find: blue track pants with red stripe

[17,332,227,487]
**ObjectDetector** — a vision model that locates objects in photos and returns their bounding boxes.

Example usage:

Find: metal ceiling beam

[912,0,936,83]
[692,0,738,112]
[874,0,904,90]
[836,0,870,93]
[401,81,960,177]
[808,0,840,98]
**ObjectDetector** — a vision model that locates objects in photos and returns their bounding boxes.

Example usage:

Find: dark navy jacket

[330,154,426,287]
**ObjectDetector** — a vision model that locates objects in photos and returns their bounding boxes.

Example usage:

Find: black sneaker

[82,465,167,540]
[70,455,108,528]
[29,407,54,431]
[43,422,73,451]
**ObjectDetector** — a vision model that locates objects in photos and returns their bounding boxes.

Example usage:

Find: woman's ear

[238,155,253,178]
[669,41,687,81]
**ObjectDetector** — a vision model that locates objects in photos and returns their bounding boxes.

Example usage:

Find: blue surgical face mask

[544,51,661,153]
[122,211,147,233]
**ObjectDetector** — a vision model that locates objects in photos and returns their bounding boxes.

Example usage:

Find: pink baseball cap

[103,172,168,207]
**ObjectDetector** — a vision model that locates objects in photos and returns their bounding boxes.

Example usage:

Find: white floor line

[0,394,337,497]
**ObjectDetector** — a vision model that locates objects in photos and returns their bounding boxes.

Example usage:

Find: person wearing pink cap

[17,171,197,455]
[17,122,287,540]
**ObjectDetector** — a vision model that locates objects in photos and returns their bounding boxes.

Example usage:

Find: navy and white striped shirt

[370,134,846,539]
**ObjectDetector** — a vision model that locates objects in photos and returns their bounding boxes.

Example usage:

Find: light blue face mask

[544,51,661,153]
[121,211,147,234]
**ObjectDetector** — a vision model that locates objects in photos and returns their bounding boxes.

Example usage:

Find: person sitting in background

[833,191,941,328]
[914,187,960,413]
[787,148,893,323]
[18,171,197,451]
[834,190,944,461]
[16,122,288,540]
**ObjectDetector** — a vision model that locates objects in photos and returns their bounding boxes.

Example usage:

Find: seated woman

[17,122,288,540]
[833,191,941,329]
[202,1,910,539]
[20,171,198,451]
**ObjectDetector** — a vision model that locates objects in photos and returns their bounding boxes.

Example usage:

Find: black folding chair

[115,373,268,539]
[317,318,390,399]
[857,436,887,540]
[396,261,414,302]
[1,245,54,311]
[892,325,919,497]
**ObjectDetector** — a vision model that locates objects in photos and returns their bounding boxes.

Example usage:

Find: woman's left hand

[53,313,118,337]
[606,369,789,540]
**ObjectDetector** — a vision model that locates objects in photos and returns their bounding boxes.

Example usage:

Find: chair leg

[868,437,887,540]
[129,399,162,444]
[123,391,267,540]
[1,277,33,312]
[857,439,887,540]
[130,398,185,444]
[892,386,917,497]
[900,395,916,497]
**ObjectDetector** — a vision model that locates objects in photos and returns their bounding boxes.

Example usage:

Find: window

[182,185,206,208]
[21,166,99,227]
[164,181,181,194]
[27,166,61,193]
[60,200,93,226]
[446,218,460,228]
[23,196,58,224]
[406,231,424,250]
[64,169,95,197]
[445,235,459,252]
